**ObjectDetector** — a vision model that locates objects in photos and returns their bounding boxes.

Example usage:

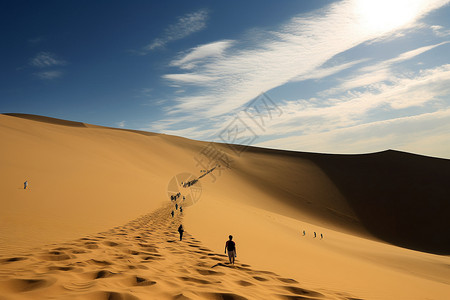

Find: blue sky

[1,0,450,158]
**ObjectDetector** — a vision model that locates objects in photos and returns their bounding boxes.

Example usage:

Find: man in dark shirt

[224,235,236,264]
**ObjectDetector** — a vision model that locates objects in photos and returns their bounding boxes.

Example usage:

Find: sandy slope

[1,113,449,300]
[0,203,356,300]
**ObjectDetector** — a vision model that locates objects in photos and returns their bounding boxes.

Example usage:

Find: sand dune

[1,113,449,300]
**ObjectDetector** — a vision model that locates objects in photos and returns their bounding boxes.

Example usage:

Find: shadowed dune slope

[4,113,87,127]
[225,145,450,254]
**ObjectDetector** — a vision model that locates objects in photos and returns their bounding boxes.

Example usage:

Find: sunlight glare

[355,0,424,34]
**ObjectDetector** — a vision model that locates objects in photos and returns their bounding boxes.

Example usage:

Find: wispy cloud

[28,51,67,80]
[34,70,63,80]
[150,61,450,155]
[163,0,449,118]
[170,40,234,70]
[117,121,126,128]
[30,52,66,68]
[256,108,450,158]
[334,41,449,91]
[430,24,450,37]
[28,36,45,44]
[139,9,209,54]
[248,63,450,154]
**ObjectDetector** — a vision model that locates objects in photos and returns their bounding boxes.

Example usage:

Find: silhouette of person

[171,210,174,218]
[302,230,305,236]
[320,233,323,239]
[24,181,28,190]
[180,206,183,213]
[175,203,178,210]
[178,225,184,241]
[225,235,236,264]
[314,232,316,238]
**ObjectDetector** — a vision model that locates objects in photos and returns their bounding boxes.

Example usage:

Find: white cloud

[117,121,126,128]
[30,52,66,68]
[163,0,449,118]
[171,40,235,69]
[255,108,450,159]
[430,24,450,37]
[163,73,221,84]
[34,70,63,80]
[140,9,209,53]
[157,62,450,151]
[327,41,450,92]
[291,59,368,82]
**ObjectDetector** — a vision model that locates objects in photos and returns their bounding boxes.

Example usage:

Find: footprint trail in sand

[0,204,362,300]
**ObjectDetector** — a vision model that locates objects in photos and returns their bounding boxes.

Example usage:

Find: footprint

[94,270,115,279]
[172,293,194,300]
[283,286,323,298]
[179,276,214,285]
[253,276,269,282]
[207,292,248,300]
[86,291,140,300]
[41,251,72,261]
[278,278,298,284]
[3,278,56,292]
[87,259,112,266]
[196,269,225,276]
[134,276,157,286]
[72,249,89,254]
[84,242,99,249]
[103,241,120,247]
[236,280,254,287]
[1,257,27,263]
[48,266,73,271]
[276,295,315,300]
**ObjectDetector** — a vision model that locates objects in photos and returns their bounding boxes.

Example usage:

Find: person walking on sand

[24,180,28,190]
[178,224,184,241]
[180,206,183,213]
[171,210,174,218]
[302,230,305,236]
[314,232,316,238]
[225,235,236,264]
[175,203,178,210]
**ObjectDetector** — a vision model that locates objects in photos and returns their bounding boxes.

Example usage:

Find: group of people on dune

[302,230,323,239]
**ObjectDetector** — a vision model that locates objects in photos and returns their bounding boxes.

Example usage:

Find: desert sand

[0,113,449,300]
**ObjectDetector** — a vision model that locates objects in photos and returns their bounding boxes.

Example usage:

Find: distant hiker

[183,196,185,201]
[320,233,323,239]
[175,203,178,210]
[178,225,184,241]
[302,230,305,236]
[180,206,183,213]
[171,210,174,218]
[24,181,28,190]
[314,232,316,238]
[225,235,236,264]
